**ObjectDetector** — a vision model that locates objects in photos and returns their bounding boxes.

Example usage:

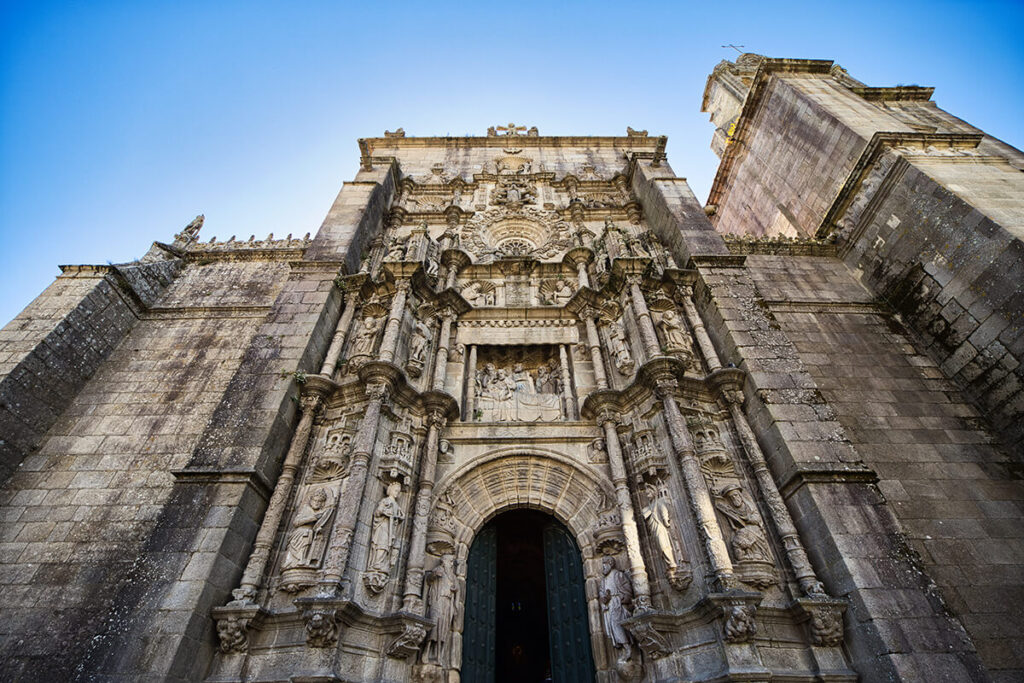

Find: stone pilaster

[401,410,446,613]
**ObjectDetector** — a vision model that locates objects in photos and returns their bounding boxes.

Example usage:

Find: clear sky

[1,0,1022,326]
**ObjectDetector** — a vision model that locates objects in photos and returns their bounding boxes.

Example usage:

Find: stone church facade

[0,55,1022,682]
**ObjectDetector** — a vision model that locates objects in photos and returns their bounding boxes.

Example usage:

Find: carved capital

[795,598,847,648]
[722,388,745,406]
[597,408,621,427]
[427,409,447,430]
[653,378,678,401]
[366,383,390,403]
[394,279,412,293]
[299,393,324,415]
[303,608,340,648]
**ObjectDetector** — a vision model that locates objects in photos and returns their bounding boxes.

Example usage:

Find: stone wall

[0,259,180,484]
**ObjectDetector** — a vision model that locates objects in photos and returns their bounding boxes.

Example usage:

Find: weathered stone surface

[0,56,1019,682]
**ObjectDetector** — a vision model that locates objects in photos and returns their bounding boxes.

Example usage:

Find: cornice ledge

[779,461,879,499]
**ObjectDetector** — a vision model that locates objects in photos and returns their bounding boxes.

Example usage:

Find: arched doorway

[462,509,596,683]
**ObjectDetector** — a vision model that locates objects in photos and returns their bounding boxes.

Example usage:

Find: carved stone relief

[641,482,691,591]
[538,278,575,306]
[600,555,637,665]
[472,348,564,422]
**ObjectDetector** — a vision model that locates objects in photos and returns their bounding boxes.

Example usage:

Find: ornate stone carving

[625,617,671,660]
[303,608,339,648]
[174,214,204,244]
[626,127,648,137]
[421,553,460,671]
[364,481,405,594]
[808,605,845,647]
[474,359,562,422]
[281,486,335,572]
[406,318,431,378]
[724,604,758,643]
[593,491,626,555]
[309,430,352,482]
[349,313,385,363]
[460,280,496,307]
[492,177,536,206]
[387,620,429,659]
[461,206,572,262]
[606,320,635,375]
[715,484,777,589]
[600,555,636,663]
[587,437,608,464]
[657,309,695,363]
[641,482,691,591]
[538,278,575,306]
[215,614,251,654]
[386,235,409,261]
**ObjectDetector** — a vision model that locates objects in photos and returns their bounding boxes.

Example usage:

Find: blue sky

[1,1,1022,326]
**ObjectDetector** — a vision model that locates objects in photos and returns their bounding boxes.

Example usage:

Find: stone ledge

[779,462,879,500]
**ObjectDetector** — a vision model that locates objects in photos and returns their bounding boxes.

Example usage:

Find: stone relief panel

[470,346,565,422]
[364,481,406,594]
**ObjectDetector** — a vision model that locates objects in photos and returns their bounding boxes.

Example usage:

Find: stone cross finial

[496,122,527,136]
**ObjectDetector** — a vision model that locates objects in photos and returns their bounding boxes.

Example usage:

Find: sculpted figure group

[474,360,562,422]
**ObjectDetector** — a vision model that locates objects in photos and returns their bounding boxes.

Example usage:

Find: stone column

[464,344,478,421]
[679,290,722,372]
[320,383,388,589]
[559,344,576,420]
[320,290,360,378]
[379,280,410,363]
[401,410,446,613]
[582,314,609,391]
[727,394,825,595]
[432,312,456,392]
[656,380,736,588]
[601,412,653,610]
[230,392,323,604]
[627,275,662,359]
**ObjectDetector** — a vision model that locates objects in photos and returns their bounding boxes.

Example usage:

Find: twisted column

[230,392,323,604]
[401,410,446,613]
[319,383,389,589]
[656,380,736,588]
[320,290,360,378]
[379,280,410,363]
[601,412,653,610]
[627,275,661,359]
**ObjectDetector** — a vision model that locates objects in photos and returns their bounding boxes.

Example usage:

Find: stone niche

[468,345,570,422]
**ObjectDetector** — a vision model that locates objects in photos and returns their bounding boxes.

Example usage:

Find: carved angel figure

[368,482,405,572]
[600,555,635,661]
[715,484,773,564]
[283,488,333,569]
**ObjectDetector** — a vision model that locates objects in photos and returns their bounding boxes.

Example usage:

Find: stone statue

[600,555,635,662]
[642,483,678,572]
[350,315,383,357]
[175,214,204,244]
[386,237,407,261]
[715,483,773,564]
[551,279,573,305]
[607,322,634,373]
[368,482,404,571]
[282,488,333,570]
[658,309,691,352]
[409,319,431,363]
[422,553,459,668]
[512,363,534,394]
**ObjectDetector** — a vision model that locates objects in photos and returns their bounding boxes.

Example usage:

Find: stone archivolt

[209,155,847,683]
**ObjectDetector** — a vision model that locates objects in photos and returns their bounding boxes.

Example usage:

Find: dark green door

[463,512,594,682]
[543,521,596,683]
[462,524,497,682]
